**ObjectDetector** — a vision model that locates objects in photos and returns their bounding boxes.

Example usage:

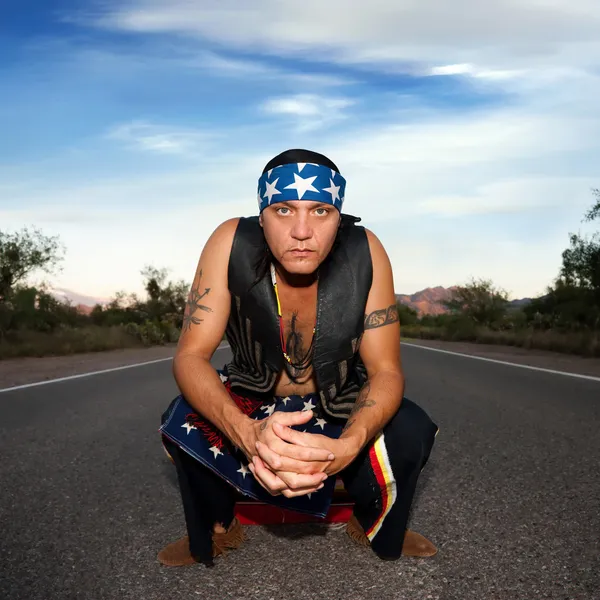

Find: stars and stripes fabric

[257,162,346,213]
[159,366,343,519]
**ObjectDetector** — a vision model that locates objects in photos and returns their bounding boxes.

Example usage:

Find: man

[158,148,439,567]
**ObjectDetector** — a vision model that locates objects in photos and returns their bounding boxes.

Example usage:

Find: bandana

[257,162,346,212]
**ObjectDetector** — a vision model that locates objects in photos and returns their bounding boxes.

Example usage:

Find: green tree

[396,302,419,325]
[0,227,65,302]
[527,189,600,330]
[558,189,600,296]
[443,277,509,328]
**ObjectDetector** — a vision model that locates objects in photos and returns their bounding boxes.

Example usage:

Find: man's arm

[337,229,405,454]
[172,218,255,453]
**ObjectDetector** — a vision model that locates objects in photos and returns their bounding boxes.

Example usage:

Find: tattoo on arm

[364,304,399,330]
[260,420,268,431]
[343,381,376,431]
[182,269,213,332]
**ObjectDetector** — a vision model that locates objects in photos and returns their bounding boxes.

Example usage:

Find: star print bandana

[159,367,343,519]
[257,162,346,213]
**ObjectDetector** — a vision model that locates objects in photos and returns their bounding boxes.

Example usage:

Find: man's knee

[384,398,438,470]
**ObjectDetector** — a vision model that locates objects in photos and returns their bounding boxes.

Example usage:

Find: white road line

[401,342,600,383]
[0,342,231,394]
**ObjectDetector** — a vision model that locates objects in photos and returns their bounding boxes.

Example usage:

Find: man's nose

[290,215,312,240]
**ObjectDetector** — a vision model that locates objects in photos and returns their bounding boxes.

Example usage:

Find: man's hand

[240,410,335,498]
[269,421,359,477]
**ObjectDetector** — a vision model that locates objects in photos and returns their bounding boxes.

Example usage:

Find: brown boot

[158,517,246,566]
[346,515,437,558]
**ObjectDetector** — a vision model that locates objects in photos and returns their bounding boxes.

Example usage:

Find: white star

[297,162,318,173]
[268,168,274,177]
[302,399,316,412]
[219,372,228,383]
[261,403,276,416]
[263,178,282,204]
[331,168,337,179]
[307,493,312,499]
[314,418,327,430]
[323,178,340,202]
[237,463,250,479]
[285,173,319,200]
[281,396,291,406]
[209,446,224,459]
[181,422,197,435]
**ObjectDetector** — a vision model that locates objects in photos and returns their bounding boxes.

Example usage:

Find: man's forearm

[339,370,404,454]
[172,352,254,450]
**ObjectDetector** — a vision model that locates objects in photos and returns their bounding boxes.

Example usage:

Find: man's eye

[277,207,290,215]
[315,208,329,215]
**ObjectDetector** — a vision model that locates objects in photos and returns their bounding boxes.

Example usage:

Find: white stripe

[366,432,397,542]
[0,342,231,394]
[401,342,600,383]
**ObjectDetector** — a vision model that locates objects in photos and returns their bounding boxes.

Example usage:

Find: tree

[0,227,65,302]
[558,188,600,296]
[583,188,600,223]
[443,277,509,328]
[528,188,600,331]
[140,265,189,324]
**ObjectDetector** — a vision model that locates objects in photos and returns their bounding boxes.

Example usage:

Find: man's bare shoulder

[202,217,240,258]
[363,227,391,266]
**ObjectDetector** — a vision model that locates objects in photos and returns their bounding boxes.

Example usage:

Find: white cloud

[105,120,216,156]
[261,94,355,131]
[89,0,600,78]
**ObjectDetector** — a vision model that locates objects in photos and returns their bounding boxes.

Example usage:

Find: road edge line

[0,343,231,394]
[401,341,600,383]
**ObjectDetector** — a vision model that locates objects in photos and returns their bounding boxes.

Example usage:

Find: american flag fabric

[257,162,346,212]
[159,366,343,519]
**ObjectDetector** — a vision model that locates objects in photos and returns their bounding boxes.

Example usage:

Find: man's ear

[259,213,264,227]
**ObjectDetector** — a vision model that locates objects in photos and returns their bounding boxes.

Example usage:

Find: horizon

[2,1,599,301]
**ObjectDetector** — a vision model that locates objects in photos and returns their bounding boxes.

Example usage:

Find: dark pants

[162,397,438,564]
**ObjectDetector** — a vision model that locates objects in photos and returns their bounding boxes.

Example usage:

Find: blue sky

[2,0,599,303]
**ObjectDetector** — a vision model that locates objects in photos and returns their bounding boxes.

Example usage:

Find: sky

[1,0,599,303]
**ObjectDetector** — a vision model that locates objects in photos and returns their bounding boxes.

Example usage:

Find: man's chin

[281,254,319,274]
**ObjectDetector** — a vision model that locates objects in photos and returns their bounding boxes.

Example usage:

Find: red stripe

[366,442,388,536]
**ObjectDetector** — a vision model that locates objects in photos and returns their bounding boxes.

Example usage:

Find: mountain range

[50,286,534,317]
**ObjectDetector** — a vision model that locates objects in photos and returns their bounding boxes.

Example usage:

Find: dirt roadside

[1,338,599,390]
[0,345,178,390]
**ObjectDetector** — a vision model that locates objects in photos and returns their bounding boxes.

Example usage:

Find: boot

[158,517,246,566]
[346,514,437,558]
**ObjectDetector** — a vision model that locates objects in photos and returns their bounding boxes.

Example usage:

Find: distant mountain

[396,287,535,316]
[49,287,110,313]
[395,286,457,316]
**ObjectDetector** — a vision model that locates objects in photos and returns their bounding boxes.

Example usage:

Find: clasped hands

[243,410,354,499]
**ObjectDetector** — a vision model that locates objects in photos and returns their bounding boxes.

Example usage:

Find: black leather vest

[225,214,373,420]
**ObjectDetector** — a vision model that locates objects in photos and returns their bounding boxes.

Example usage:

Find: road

[1,344,598,600]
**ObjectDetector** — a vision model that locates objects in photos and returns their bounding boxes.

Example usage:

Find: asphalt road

[1,344,598,600]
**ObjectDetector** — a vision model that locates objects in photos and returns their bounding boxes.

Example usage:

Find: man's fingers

[272,422,326,449]
[256,441,331,473]
[271,410,314,427]
[249,457,287,496]
[255,440,283,470]
[275,469,328,491]
[271,439,334,463]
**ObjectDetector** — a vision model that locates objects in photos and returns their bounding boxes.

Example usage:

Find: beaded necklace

[270,263,316,370]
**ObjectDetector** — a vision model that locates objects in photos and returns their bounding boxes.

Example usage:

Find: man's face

[260,201,341,275]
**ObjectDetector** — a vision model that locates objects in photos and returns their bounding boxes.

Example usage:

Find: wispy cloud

[86,1,600,75]
[105,121,215,157]
[260,94,356,131]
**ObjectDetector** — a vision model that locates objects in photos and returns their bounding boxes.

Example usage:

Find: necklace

[270,263,317,370]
